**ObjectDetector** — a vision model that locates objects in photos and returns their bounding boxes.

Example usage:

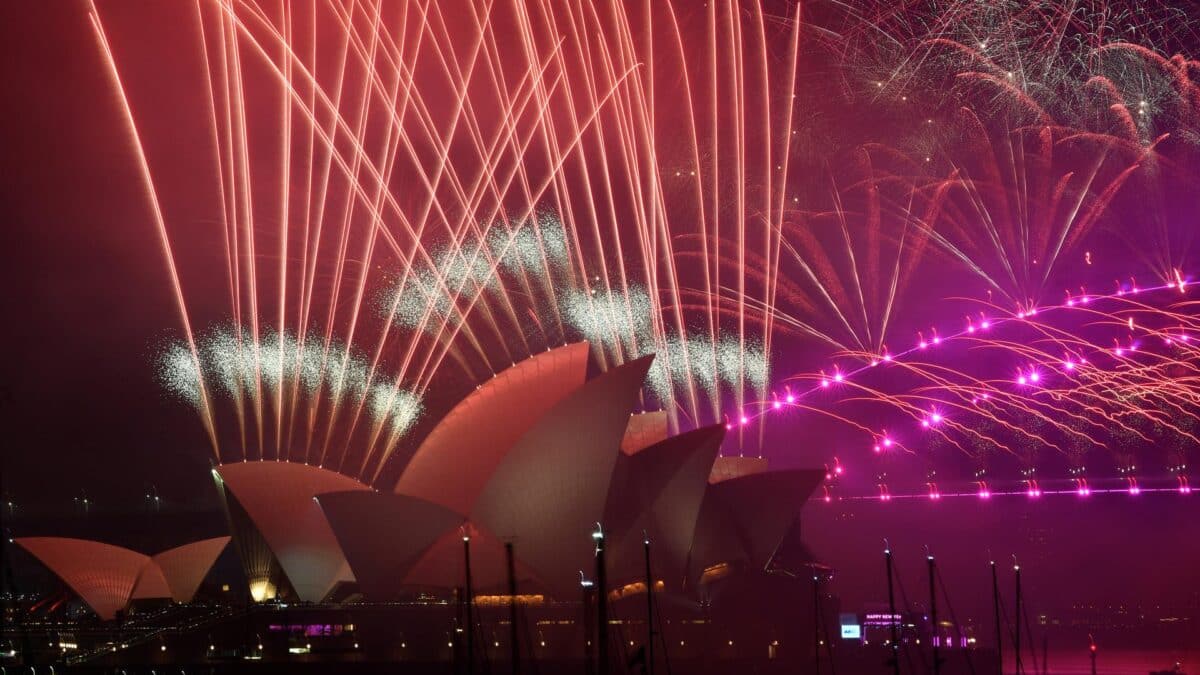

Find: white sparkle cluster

[562,285,769,403]
[159,327,422,437]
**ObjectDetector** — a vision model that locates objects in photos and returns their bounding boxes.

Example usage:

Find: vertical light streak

[89,6,219,455]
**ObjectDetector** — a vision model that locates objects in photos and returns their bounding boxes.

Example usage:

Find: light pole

[506,541,520,675]
[581,571,595,675]
[812,573,821,675]
[462,532,475,675]
[1089,634,1097,675]
[885,541,900,675]
[991,558,1003,675]
[643,532,654,675]
[927,549,940,675]
[1014,558,1022,675]
[593,523,608,675]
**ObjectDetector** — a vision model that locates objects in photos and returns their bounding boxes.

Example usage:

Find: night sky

[1,1,221,508]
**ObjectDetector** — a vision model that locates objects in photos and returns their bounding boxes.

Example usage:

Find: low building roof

[216,461,368,602]
[16,536,229,619]
[472,354,655,598]
[395,342,590,515]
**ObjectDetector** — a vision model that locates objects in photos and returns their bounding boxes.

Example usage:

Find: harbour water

[1002,648,1196,674]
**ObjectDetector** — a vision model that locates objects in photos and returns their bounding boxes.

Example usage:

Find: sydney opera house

[6,344,826,671]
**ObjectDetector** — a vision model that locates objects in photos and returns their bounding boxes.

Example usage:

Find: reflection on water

[1002,649,1196,674]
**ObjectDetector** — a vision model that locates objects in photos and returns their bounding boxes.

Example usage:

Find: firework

[92,0,815,470]
[87,0,1200,487]
[159,327,422,468]
[738,278,1200,498]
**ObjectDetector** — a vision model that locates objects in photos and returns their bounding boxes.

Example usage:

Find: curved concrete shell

[130,560,172,600]
[18,537,234,617]
[605,425,725,588]
[396,342,590,515]
[714,469,824,564]
[472,355,655,598]
[16,537,153,620]
[688,469,825,583]
[402,523,542,592]
[152,536,231,602]
[621,411,669,455]
[709,456,769,483]
[317,491,464,600]
[216,462,369,602]
[214,473,287,602]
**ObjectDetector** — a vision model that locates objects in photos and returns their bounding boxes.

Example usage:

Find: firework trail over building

[89,0,1200,493]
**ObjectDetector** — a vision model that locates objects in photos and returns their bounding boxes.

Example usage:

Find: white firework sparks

[381,218,571,332]
[368,384,424,435]
[158,342,203,408]
[488,215,570,275]
[158,326,422,438]
[562,283,770,405]
[561,285,655,353]
[643,334,769,401]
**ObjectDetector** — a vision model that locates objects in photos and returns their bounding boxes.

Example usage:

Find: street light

[594,523,608,675]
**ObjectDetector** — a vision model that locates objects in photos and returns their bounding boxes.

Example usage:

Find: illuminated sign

[839,613,862,639]
[863,613,902,626]
[267,624,354,637]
